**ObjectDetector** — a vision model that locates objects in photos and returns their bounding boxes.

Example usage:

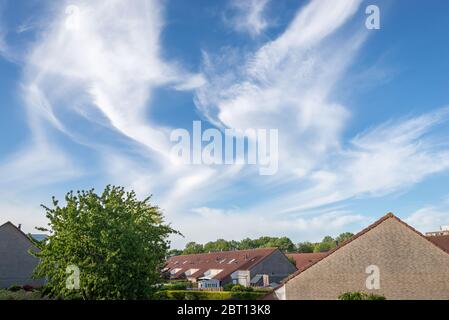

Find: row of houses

[164,213,449,299]
[1,213,449,299]
[164,248,297,289]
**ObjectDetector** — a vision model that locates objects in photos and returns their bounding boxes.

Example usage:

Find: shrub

[339,292,386,300]
[162,281,191,290]
[223,283,234,291]
[8,285,22,292]
[0,289,45,300]
[231,284,254,292]
[223,283,254,292]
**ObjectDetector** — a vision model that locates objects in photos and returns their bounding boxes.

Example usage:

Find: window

[170,268,182,275]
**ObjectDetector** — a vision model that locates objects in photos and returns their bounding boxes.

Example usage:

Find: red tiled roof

[165,248,278,281]
[286,252,328,270]
[427,235,449,253]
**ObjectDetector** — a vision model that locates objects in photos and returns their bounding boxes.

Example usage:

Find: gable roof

[279,213,449,286]
[286,252,328,270]
[0,221,35,245]
[165,248,279,281]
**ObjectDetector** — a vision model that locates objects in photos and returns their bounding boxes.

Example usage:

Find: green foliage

[8,285,22,292]
[180,232,353,254]
[182,242,204,255]
[0,289,46,300]
[204,239,235,252]
[314,236,337,252]
[335,232,354,245]
[264,237,296,252]
[32,185,179,300]
[223,283,234,291]
[167,249,183,257]
[287,256,297,266]
[182,236,296,253]
[338,292,386,300]
[162,281,191,290]
[296,241,314,253]
[230,284,253,292]
[157,290,265,300]
[223,284,254,292]
[238,238,257,250]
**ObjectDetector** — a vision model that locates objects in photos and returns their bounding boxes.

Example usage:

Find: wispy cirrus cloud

[1,0,449,246]
[260,107,449,215]
[225,0,271,37]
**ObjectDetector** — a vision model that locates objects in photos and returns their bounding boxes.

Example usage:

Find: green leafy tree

[336,232,354,245]
[296,241,315,253]
[265,237,296,252]
[32,186,179,300]
[204,239,232,252]
[238,238,257,250]
[314,236,337,253]
[228,240,240,251]
[167,249,183,257]
[183,242,204,254]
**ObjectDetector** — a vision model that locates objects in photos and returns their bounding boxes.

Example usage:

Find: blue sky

[1,0,449,248]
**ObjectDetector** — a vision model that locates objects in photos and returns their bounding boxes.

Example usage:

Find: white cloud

[226,0,271,37]
[2,0,449,247]
[405,206,449,233]
[0,202,45,235]
[251,107,449,215]
[197,0,364,178]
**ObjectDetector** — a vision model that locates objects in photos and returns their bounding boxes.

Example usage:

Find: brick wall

[285,218,449,300]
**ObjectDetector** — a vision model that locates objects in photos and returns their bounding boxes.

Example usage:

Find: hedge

[338,292,386,300]
[156,290,266,300]
[0,289,45,301]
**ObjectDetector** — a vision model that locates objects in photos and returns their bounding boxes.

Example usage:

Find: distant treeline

[169,232,354,256]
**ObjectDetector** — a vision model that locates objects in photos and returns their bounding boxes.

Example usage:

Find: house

[0,222,45,288]
[164,248,297,289]
[286,252,328,271]
[269,213,449,300]
[426,225,449,237]
[426,226,449,253]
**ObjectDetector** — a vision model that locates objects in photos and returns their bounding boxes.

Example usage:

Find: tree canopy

[32,186,179,300]
[175,232,354,255]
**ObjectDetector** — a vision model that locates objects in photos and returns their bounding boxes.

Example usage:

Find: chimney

[18,224,22,230]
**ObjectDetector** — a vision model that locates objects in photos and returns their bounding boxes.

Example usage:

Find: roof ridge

[277,212,449,289]
[278,212,402,286]
[0,221,36,245]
